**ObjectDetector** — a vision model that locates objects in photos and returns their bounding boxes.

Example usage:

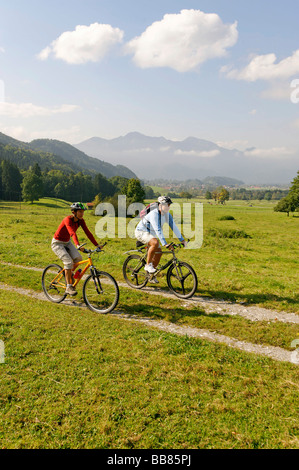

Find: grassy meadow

[0,197,298,449]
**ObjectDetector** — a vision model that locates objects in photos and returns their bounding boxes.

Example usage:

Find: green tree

[94,173,115,198]
[144,185,155,199]
[217,187,230,204]
[288,170,299,205]
[274,195,297,216]
[32,162,42,177]
[123,178,145,204]
[212,189,218,202]
[54,181,70,200]
[274,171,299,216]
[179,191,192,200]
[205,190,212,200]
[22,170,44,203]
[109,176,128,193]
[264,191,272,201]
[1,160,22,200]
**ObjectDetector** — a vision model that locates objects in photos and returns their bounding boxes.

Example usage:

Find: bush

[218,215,235,221]
[207,228,251,239]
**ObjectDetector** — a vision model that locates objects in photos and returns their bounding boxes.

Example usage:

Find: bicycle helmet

[158,196,173,205]
[70,202,87,211]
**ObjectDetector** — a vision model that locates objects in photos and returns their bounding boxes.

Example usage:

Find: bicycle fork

[90,267,103,294]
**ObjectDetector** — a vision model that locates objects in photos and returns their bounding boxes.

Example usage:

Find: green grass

[1,264,298,352]
[1,290,298,449]
[0,197,298,313]
[0,197,299,449]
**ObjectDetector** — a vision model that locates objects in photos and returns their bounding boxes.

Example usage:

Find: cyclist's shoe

[65,285,77,296]
[149,276,159,284]
[144,263,156,274]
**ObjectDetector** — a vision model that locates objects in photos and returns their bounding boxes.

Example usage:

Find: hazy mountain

[0,132,137,179]
[75,132,299,184]
[29,139,136,178]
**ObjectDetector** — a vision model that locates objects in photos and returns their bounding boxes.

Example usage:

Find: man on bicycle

[135,196,187,282]
[51,202,102,296]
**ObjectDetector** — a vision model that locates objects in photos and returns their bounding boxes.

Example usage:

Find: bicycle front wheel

[122,254,148,289]
[83,271,119,314]
[167,262,198,299]
[42,264,67,303]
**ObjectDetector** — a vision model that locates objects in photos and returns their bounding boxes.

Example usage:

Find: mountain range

[75,132,299,185]
[0,132,136,179]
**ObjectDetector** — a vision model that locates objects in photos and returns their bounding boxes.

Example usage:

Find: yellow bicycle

[42,243,119,314]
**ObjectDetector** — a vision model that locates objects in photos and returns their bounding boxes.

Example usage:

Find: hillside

[30,138,136,178]
[0,132,137,178]
[0,142,82,174]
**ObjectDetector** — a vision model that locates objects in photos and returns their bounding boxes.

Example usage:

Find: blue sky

[1,0,299,162]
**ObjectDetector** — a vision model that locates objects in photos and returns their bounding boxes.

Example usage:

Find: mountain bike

[42,242,119,314]
[123,241,198,299]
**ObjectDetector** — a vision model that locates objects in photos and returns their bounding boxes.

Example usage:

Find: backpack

[139,202,159,218]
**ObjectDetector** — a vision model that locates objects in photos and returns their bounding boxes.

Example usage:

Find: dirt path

[2,262,299,324]
[1,280,298,365]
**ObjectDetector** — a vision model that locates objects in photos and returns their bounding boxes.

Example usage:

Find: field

[0,197,298,449]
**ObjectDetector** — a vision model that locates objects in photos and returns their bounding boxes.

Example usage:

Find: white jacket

[136,207,184,246]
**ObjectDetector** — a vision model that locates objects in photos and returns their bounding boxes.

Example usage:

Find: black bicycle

[123,241,198,299]
[42,242,119,314]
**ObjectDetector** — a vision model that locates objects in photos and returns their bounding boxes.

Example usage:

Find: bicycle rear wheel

[83,271,119,314]
[42,264,67,303]
[167,262,198,299]
[123,254,148,289]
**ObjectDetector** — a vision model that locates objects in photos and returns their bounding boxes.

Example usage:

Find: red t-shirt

[54,215,98,247]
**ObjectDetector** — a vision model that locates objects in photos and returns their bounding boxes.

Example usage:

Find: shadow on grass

[33,200,70,209]
[125,281,298,310]
[116,301,228,323]
[197,288,299,308]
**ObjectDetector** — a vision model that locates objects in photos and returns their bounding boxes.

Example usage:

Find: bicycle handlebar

[78,241,107,254]
[166,238,189,249]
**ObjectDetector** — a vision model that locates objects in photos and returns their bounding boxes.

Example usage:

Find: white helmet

[158,196,173,205]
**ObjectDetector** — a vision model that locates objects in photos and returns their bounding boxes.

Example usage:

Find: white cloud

[0,102,79,118]
[216,140,249,150]
[0,47,5,54]
[38,46,52,61]
[38,23,124,64]
[0,126,27,141]
[175,149,220,157]
[0,125,82,143]
[244,147,295,158]
[125,9,238,72]
[222,50,299,81]
[123,147,152,154]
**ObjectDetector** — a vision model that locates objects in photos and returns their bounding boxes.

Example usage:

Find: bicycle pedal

[149,277,159,284]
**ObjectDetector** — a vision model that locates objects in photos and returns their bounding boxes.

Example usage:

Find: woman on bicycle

[135,196,187,281]
[51,202,102,296]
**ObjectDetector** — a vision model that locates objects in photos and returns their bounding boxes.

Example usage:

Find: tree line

[166,187,289,201]
[228,188,289,201]
[0,160,147,205]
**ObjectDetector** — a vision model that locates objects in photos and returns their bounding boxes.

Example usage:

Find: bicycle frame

[49,243,103,292]
[125,246,179,277]
[71,257,93,287]
[47,257,92,289]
